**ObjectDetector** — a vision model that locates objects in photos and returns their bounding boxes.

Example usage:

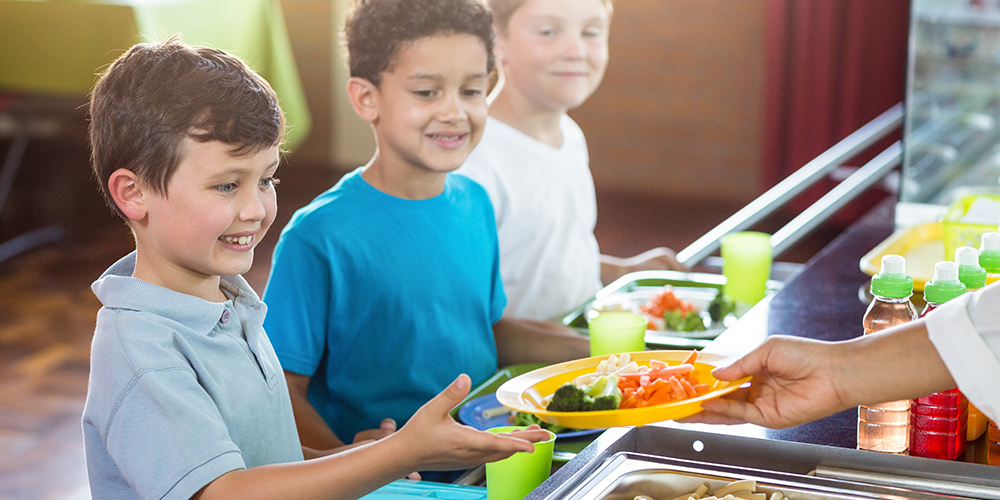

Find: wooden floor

[0,138,841,499]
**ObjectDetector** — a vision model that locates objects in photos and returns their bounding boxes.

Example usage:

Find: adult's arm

[699,320,956,428]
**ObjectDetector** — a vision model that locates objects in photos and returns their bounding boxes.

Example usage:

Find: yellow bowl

[495,350,751,429]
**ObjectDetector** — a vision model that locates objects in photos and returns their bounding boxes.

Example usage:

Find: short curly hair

[89,36,284,221]
[344,0,495,87]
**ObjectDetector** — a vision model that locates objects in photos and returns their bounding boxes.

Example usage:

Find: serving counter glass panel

[903,0,1000,205]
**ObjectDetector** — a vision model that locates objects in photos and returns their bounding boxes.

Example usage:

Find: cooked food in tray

[588,286,736,338]
[633,479,781,500]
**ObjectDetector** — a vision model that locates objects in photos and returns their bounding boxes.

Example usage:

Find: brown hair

[89,36,285,220]
[344,0,495,87]
[489,0,613,32]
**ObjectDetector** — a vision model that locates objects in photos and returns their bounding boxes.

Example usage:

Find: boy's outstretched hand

[692,336,854,429]
[394,374,551,471]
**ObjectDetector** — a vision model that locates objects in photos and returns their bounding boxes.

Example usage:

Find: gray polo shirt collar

[92,252,266,336]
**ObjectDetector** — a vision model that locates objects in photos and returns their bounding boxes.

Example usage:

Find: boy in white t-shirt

[458,0,683,322]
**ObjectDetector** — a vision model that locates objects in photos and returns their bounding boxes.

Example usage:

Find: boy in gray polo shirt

[83,37,548,500]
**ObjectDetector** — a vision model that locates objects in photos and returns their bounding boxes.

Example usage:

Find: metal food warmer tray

[532,426,1000,500]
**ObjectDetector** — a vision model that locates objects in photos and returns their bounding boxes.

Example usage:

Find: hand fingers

[711,350,765,382]
[406,471,422,480]
[497,428,551,445]
[425,374,471,417]
[699,396,765,426]
[380,418,397,431]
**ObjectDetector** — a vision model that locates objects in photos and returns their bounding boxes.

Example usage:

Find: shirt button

[221,310,230,323]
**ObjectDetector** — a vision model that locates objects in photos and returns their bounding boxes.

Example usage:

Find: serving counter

[529,199,1000,500]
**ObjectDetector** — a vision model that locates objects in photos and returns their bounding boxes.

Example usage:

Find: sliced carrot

[681,350,699,366]
[668,377,687,400]
[679,377,697,398]
[646,388,674,405]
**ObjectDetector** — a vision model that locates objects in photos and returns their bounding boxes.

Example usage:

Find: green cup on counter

[721,231,772,309]
[586,311,647,357]
[485,426,556,500]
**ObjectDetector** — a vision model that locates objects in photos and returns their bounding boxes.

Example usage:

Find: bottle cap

[955,246,987,289]
[924,261,966,304]
[871,254,913,298]
[980,233,1000,272]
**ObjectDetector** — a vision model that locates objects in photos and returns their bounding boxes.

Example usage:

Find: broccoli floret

[546,375,622,412]
[588,374,623,410]
[664,310,707,332]
[546,383,586,411]
[708,293,735,323]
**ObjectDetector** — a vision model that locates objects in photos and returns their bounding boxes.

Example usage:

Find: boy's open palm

[397,374,551,471]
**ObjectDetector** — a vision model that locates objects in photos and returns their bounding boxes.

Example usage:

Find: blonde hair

[488,0,613,31]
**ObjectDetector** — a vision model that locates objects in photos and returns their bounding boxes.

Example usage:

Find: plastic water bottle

[956,246,987,291]
[910,262,968,460]
[858,255,917,454]
[981,232,1000,285]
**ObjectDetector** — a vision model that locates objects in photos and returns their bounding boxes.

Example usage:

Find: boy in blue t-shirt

[83,36,547,500]
[263,0,589,450]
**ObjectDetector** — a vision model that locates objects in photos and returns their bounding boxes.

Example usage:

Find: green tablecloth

[0,0,311,148]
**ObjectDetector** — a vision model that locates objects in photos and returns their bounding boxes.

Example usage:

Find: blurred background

[0,1,909,498]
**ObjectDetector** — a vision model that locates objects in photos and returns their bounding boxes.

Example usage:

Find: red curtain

[763,0,910,222]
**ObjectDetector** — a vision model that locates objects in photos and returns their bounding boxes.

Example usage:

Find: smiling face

[363,33,489,194]
[496,0,610,113]
[133,138,279,300]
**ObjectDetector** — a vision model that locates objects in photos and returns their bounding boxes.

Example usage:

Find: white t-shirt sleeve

[925,281,1000,421]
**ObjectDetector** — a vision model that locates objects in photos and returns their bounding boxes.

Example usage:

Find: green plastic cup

[721,231,772,308]
[586,311,647,357]
[485,426,556,500]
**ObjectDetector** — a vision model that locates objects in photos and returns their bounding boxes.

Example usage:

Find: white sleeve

[925,282,1000,421]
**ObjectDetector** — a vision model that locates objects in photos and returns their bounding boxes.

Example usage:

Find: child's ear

[347,77,380,123]
[492,26,508,66]
[107,168,148,222]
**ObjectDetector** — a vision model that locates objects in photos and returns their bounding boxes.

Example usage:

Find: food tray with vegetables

[562,271,780,349]
[494,351,751,429]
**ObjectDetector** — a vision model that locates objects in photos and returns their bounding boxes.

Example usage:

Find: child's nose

[437,93,467,122]
[239,190,268,221]
[562,35,587,59]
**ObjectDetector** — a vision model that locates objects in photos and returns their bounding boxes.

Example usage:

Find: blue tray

[457,393,603,440]
[360,480,486,500]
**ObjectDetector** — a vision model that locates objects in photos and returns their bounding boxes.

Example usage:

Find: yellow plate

[495,351,751,429]
[859,222,941,292]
